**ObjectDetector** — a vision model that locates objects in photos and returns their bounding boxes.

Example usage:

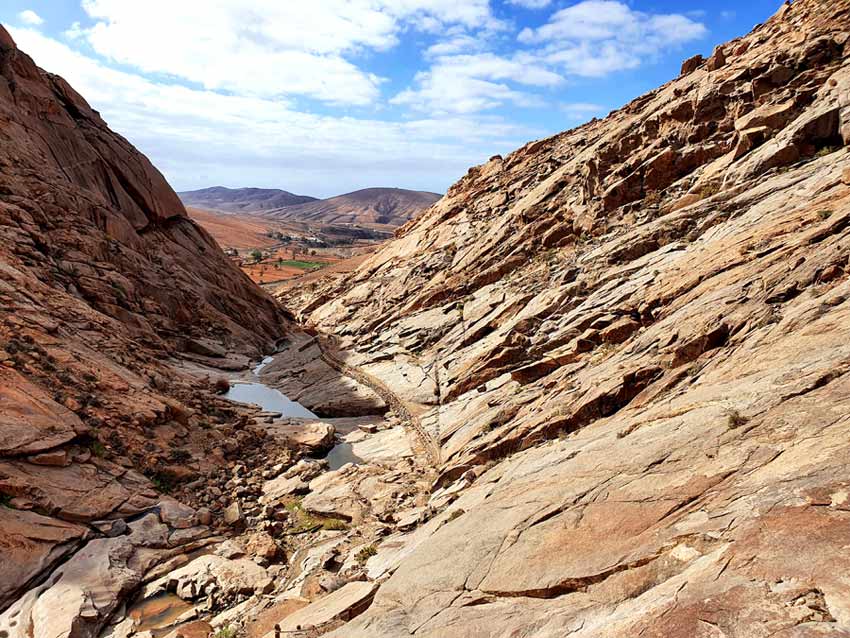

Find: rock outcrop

[271,1,850,635]
[0,23,286,636]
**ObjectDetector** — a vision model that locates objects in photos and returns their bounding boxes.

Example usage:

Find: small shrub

[644,191,662,206]
[699,182,721,199]
[149,473,175,494]
[250,249,264,263]
[215,626,237,638]
[726,409,748,429]
[0,494,12,508]
[321,518,348,531]
[815,146,839,158]
[356,545,378,564]
[91,440,107,458]
[818,209,833,221]
[213,377,231,394]
[446,509,465,523]
[170,448,191,463]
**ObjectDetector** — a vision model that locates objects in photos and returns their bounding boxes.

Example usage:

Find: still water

[224,382,317,419]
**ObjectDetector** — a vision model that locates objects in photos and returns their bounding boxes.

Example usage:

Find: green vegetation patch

[276,259,325,270]
[283,497,348,532]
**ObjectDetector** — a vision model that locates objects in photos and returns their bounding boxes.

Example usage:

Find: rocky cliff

[275,0,850,634]
[0,23,286,629]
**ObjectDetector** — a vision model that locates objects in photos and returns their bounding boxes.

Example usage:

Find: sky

[0,1,781,198]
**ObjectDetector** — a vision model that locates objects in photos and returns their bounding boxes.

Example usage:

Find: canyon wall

[281,0,850,634]
[0,23,285,625]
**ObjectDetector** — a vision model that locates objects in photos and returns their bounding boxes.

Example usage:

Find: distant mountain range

[179,186,441,228]
[263,187,441,227]
[178,186,318,213]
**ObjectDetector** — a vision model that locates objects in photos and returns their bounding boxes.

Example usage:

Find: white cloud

[518,0,706,76]
[73,0,505,105]
[425,33,487,58]
[398,0,705,114]
[507,0,552,8]
[561,102,606,117]
[392,52,562,114]
[17,10,44,26]
[9,27,533,196]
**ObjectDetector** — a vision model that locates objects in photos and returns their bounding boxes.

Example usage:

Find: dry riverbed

[102,346,436,638]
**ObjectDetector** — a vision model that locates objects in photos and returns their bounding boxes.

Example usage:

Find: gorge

[2,0,850,637]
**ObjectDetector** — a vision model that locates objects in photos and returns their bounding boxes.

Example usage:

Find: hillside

[269,1,850,634]
[186,206,281,249]
[0,23,286,628]
[179,186,318,213]
[264,187,441,227]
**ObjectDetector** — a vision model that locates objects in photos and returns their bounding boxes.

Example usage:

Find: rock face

[0,24,286,635]
[275,2,850,635]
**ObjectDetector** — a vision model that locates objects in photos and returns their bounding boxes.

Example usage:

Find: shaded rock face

[274,2,850,635]
[0,26,283,355]
[0,24,285,630]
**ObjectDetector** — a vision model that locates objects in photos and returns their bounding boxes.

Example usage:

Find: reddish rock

[680,54,704,75]
[27,450,71,467]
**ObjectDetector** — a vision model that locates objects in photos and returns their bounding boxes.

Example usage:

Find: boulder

[680,54,704,75]
[197,507,213,526]
[705,45,726,71]
[0,370,84,455]
[733,126,771,159]
[158,498,198,530]
[0,508,88,609]
[267,421,336,454]
[243,531,280,564]
[223,501,245,528]
[734,101,796,132]
[27,450,71,467]
[273,581,377,633]
[145,554,273,600]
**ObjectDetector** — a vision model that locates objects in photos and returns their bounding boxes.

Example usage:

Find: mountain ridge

[178,186,318,213]
[261,186,441,228]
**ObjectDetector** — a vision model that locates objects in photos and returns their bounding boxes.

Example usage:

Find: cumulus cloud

[392,52,562,114]
[73,0,505,105]
[17,10,44,26]
[518,0,706,76]
[507,0,552,8]
[9,27,533,196]
[561,102,606,117]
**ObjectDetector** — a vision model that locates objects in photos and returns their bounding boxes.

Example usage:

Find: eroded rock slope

[280,1,850,634]
[0,23,286,631]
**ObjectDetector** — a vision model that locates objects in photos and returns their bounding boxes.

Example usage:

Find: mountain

[263,187,441,227]
[0,23,285,624]
[178,186,318,213]
[269,1,850,635]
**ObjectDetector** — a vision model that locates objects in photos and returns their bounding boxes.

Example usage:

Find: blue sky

[1,1,780,198]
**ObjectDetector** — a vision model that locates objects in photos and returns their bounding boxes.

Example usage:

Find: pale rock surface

[275,2,850,635]
[271,581,377,633]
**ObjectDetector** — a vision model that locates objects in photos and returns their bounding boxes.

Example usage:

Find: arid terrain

[186,206,387,286]
[3,1,850,637]
[261,187,441,230]
[184,188,438,287]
